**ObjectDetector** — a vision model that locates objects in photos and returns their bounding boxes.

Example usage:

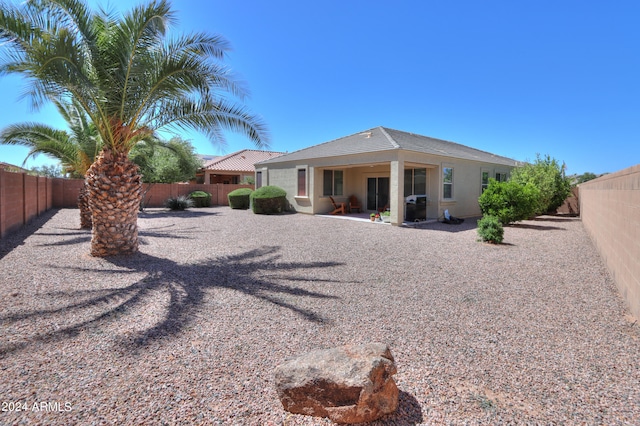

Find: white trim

[480,167,490,194]
[296,165,308,197]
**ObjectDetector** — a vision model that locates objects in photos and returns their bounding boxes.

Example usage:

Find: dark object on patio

[329,196,346,215]
[405,195,427,222]
[443,209,464,224]
[348,195,362,213]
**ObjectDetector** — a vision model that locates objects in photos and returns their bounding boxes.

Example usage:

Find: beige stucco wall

[580,164,640,320]
[259,150,515,221]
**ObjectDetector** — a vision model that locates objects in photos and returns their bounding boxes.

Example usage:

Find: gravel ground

[0,207,638,425]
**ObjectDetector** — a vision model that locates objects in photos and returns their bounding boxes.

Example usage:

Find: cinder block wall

[1,171,254,239]
[0,169,54,239]
[580,164,640,319]
[142,183,253,207]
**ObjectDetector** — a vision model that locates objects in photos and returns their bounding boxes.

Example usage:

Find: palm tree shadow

[0,209,59,260]
[0,246,342,356]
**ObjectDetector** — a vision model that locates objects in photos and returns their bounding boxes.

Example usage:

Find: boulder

[274,342,398,424]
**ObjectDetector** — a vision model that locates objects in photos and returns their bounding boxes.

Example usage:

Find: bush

[188,190,211,207]
[477,215,504,244]
[510,154,572,214]
[165,195,193,211]
[228,188,253,209]
[478,179,540,225]
[250,186,287,214]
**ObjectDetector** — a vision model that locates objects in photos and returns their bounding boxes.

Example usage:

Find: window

[443,167,453,199]
[495,172,507,182]
[256,171,262,188]
[481,171,490,193]
[297,169,306,197]
[404,168,427,196]
[323,170,343,196]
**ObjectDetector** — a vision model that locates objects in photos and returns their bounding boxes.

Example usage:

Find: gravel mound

[1,208,638,425]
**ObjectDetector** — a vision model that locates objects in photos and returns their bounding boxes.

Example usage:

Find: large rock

[274,342,399,424]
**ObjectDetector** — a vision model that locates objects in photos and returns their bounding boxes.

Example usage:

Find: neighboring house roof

[198,154,220,163]
[0,162,29,173]
[257,126,519,167]
[202,149,285,172]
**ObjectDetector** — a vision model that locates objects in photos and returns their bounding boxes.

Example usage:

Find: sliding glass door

[366,177,390,211]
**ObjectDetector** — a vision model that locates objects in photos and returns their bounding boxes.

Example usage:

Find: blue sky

[1,0,638,175]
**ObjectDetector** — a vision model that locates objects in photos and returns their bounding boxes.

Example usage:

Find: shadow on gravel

[36,229,91,247]
[408,217,479,233]
[0,209,59,260]
[532,216,578,222]
[0,246,342,356]
[509,223,566,231]
[372,391,423,425]
[138,209,220,219]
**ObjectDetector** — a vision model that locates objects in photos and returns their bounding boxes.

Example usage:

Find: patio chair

[329,196,346,215]
[348,195,362,213]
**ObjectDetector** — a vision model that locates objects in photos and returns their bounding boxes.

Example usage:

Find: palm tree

[0,0,268,256]
[0,99,101,228]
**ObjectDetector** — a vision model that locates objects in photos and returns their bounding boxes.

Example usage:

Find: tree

[0,0,268,256]
[575,172,598,184]
[30,164,63,177]
[0,99,101,228]
[510,154,571,214]
[129,136,203,210]
[130,137,202,184]
[478,179,540,225]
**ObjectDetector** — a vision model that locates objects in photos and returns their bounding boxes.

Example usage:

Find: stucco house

[196,149,284,184]
[255,126,521,225]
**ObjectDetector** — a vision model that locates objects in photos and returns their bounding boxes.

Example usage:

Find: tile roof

[202,149,285,172]
[0,162,29,172]
[257,126,519,167]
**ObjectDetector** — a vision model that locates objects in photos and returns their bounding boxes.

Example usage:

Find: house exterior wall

[579,164,640,320]
[259,150,515,222]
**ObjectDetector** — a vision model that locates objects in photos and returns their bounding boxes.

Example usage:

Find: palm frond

[1,0,270,155]
[0,122,78,167]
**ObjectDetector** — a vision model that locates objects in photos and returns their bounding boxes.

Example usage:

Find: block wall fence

[579,164,640,320]
[0,169,251,239]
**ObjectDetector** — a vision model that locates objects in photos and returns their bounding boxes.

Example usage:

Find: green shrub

[188,190,211,207]
[228,188,253,209]
[250,185,287,214]
[165,195,193,211]
[478,179,540,225]
[477,215,504,244]
[510,154,572,214]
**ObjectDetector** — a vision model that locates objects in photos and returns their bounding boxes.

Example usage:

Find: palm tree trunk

[77,182,92,229]
[85,149,141,257]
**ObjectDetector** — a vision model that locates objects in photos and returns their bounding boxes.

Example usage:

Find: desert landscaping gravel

[0,207,638,425]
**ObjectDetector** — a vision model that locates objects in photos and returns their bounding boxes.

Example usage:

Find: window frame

[481,169,490,193]
[296,167,307,197]
[404,167,428,196]
[443,166,454,200]
[322,169,344,196]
